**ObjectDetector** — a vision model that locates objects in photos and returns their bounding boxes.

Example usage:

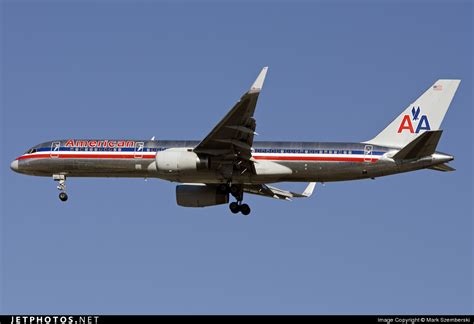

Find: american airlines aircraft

[10,68,460,215]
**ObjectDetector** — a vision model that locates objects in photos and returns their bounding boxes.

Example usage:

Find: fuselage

[10,139,453,184]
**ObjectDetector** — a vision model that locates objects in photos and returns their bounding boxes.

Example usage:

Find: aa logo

[397,106,431,133]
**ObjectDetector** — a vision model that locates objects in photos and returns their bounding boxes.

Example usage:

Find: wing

[243,182,316,201]
[193,67,268,177]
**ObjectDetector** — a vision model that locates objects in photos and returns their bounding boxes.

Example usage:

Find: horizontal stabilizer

[428,163,456,172]
[243,182,316,200]
[393,130,442,160]
[298,182,317,197]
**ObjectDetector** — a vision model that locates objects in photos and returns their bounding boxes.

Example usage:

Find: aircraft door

[134,142,144,158]
[363,145,373,162]
[50,141,61,158]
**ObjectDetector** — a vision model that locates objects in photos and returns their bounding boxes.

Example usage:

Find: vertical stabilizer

[366,80,460,148]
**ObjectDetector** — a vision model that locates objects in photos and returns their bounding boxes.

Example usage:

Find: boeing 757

[10,68,460,215]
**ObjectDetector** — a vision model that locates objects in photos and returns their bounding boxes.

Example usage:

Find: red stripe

[253,155,376,163]
[17,154,156,160]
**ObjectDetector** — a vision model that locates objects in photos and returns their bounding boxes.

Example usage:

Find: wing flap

[243,182,316,200]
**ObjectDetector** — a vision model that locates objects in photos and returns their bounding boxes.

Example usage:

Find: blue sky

[1,0,472,314]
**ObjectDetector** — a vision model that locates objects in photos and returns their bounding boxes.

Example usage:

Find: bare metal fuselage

[12,139,453,184]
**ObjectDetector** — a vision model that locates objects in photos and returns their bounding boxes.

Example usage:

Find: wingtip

[434,79,461,86]
[250,66,268,92]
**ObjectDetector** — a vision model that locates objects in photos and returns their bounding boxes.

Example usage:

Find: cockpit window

[25,148,37,154]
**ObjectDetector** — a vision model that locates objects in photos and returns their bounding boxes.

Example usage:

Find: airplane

[10,67,460,215]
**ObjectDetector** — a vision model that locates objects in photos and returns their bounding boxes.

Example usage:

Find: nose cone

[10,160,19,172]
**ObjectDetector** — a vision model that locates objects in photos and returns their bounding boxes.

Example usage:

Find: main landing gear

[219,183,251,215]
[53,174,68,202]
[229,201,251,215]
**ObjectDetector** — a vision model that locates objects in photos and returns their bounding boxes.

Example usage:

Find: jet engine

[176,184,229,207]
[156,150,208,173]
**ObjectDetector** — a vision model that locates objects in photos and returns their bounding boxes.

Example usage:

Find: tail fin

[366,80,460,148]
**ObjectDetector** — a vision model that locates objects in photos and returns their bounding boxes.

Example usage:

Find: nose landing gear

[53,174,68,202]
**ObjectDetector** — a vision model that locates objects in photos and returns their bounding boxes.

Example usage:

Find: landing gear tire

[229,202,240,214]
[240,204,251,216]
[59,192,68,202]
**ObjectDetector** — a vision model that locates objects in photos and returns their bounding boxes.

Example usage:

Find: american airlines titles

[64,140,135,148]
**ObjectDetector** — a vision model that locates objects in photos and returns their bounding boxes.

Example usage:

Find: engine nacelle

[176,184,229,207]
[156,150,208,173]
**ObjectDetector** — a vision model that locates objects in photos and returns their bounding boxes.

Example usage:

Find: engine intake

[176,184,229,207]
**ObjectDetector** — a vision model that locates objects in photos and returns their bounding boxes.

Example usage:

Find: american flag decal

[433,84,443,91]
